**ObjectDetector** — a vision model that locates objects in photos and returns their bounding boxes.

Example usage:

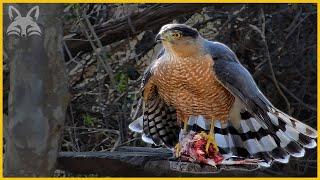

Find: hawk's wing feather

[205,40,316,164]
[206,41,317,136]
[214,60,275,129]
[205,41,275,130]
[206,41,316,134]
[130,48,163,120]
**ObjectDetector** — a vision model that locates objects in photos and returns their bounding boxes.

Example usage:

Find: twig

[117,137,140,147]
[213,5,246,38]
[65,52,82,66]
[251,9,291,114]
[84,14,116,89]
[127,15,136,33]
[67,129,78,152]
[110,135,121,152]
[65,126,120,134]
[284,8,302,32]
[64,34,107,42]
[285,12,315,40]
[69,104,80,151]
[76,10,117,89]
[275,78,316,112]
[63,41,73,60]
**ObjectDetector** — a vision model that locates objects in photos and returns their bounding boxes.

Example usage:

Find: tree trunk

[4,4,69,176]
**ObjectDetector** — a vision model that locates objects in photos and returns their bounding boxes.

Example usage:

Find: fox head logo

[6,6,42,37]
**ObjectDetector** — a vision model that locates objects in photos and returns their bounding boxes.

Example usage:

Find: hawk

[129,23,317,167]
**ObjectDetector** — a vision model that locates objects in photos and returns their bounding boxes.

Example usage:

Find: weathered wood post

[4,4,69,176]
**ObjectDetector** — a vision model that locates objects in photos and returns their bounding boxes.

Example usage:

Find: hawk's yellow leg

[204,121,219,153]
[175,122,188,157]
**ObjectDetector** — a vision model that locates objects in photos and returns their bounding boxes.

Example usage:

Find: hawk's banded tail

[209,108,317,167]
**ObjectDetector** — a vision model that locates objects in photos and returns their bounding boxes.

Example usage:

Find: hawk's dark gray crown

[161,24,199,38]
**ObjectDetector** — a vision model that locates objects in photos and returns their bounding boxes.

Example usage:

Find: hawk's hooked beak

[155,33,164,43]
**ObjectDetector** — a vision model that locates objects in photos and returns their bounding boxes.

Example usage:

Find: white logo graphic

[6,6,42,37]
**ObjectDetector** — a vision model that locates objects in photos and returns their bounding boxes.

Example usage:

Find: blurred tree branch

[64,4,207,57]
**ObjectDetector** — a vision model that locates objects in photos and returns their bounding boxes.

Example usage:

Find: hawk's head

[155,24,203,57]
[155,24,199,43]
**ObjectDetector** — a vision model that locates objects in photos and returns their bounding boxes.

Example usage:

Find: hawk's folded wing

[203,40,316,165]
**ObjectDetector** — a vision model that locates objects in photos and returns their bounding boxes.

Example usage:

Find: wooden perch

[57,146,268,177]
[65,4,207,56]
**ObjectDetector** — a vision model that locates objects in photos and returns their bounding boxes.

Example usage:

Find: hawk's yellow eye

[172,32,182,39]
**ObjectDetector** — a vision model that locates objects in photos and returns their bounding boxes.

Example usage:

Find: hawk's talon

[200,131,219,154]
[205,134,219,154]
[175,143,182,157]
